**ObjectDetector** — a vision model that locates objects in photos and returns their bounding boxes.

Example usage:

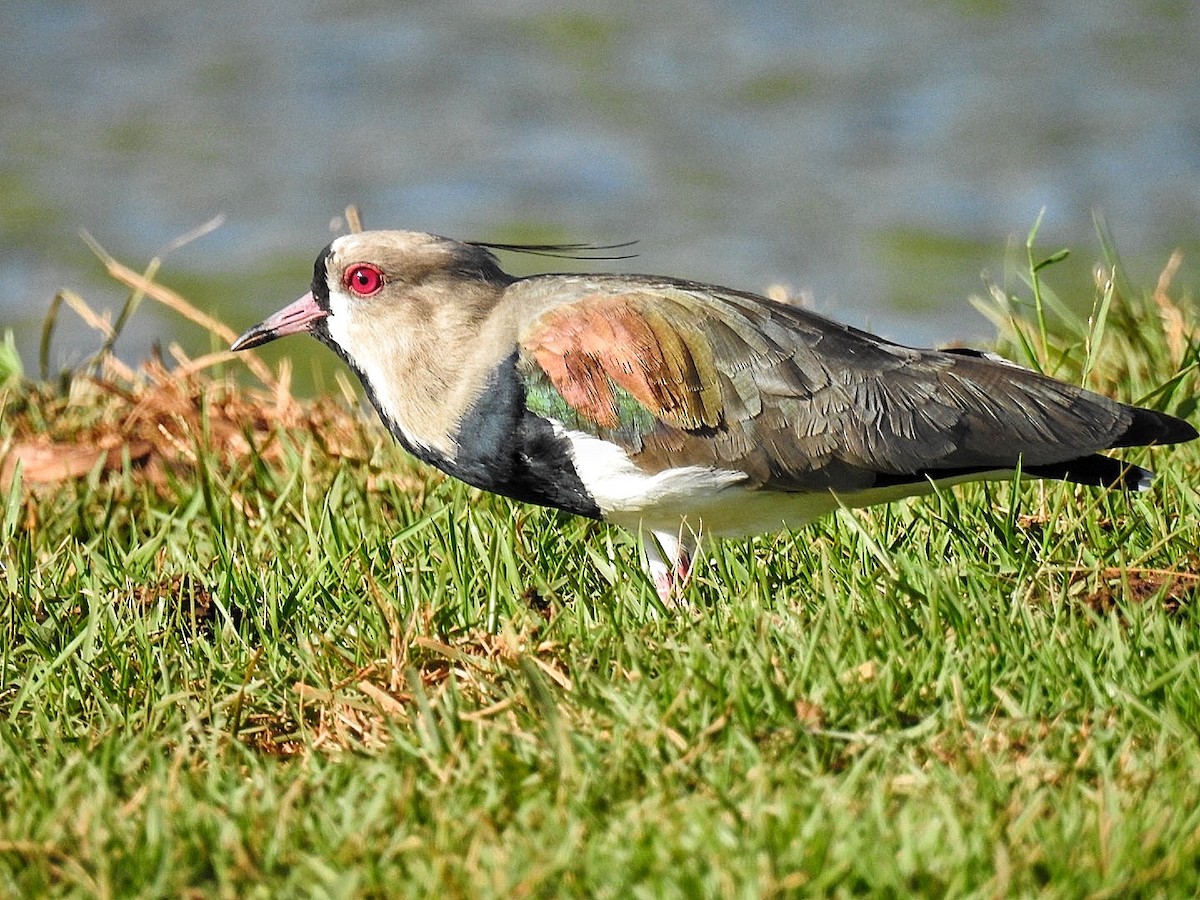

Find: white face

[322,255,430,450]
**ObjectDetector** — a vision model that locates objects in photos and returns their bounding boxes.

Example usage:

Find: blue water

[1,0,1197,373]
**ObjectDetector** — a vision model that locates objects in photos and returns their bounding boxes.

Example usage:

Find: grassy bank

[2,232,1199,897]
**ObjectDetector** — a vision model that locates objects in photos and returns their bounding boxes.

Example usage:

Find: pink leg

[653,569,675,603]
[644,527,699,605]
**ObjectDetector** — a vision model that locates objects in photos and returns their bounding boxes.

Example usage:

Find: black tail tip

[1117,407,1198,448]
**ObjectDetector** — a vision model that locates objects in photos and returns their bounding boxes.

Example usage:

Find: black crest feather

[466,240,638,261]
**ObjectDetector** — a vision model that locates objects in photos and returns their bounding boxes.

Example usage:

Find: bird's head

[231,230,512,357]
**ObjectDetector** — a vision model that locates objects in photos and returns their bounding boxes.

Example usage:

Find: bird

[231,229,1197,601]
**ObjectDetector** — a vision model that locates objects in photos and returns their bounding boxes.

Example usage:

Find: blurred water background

[2,0,1197,381]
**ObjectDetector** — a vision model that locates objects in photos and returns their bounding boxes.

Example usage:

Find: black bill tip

[230,323,277,352]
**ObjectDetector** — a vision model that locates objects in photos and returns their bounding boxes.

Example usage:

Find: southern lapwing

[232,230,1197,600]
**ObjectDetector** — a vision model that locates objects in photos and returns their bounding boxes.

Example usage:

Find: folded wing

[517,281,1193,492]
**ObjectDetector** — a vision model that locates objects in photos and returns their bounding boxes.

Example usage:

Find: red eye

[343,263,384,296]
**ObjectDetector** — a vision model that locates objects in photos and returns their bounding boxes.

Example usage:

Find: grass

[2,224,1200,897]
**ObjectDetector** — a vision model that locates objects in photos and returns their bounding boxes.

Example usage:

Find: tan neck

[329,280,518,457]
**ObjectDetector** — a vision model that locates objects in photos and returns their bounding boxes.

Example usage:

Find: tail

[1025,406,1196,492]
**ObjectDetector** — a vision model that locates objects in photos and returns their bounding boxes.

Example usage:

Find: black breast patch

[449,353,601,519]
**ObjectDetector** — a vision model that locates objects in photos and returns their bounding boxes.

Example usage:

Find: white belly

[558,426,1005,538]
